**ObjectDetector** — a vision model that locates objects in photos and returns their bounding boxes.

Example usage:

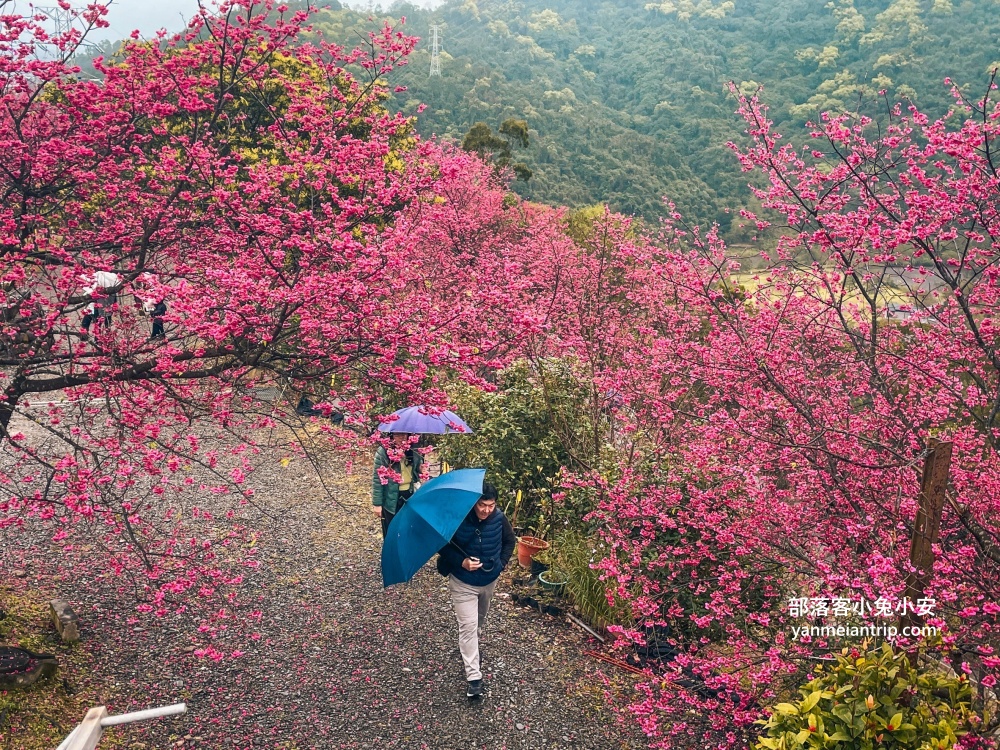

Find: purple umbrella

[378,406,473,434]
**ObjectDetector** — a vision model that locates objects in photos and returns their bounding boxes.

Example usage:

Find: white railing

[55,703,186,750]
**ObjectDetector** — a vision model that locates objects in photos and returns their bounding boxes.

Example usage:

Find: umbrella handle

[448,541,495,572]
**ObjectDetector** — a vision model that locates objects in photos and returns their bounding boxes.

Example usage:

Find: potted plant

[537,568,569,596]
[515,488,552,568]
[516,534,549,569]
[530,545,552,576]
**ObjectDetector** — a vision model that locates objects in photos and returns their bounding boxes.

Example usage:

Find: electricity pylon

[429,24,441,77]
[36,5,103,60]
[36,5,76,37]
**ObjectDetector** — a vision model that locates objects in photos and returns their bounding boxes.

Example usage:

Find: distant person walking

[149,299,167,339]
[371,432,423,538]
[81,299,97,333]
[137,273,168,341]
[438,482,515,698]
[81,270,120,333]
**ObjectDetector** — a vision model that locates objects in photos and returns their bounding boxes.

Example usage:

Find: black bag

[436,551,451,577]
[296,396,321,416]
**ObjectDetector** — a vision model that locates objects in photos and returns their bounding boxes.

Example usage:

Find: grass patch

[0,588,117,750]
[549,529,632,631]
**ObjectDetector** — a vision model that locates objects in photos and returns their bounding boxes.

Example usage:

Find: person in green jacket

[371,432,424,538]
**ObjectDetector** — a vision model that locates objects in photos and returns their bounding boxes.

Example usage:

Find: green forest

[82,0,1000,233]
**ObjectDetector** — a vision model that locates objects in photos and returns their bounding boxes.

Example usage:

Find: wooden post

[899,439,952,665]
[58,706,107,750]
[57,703,186,750]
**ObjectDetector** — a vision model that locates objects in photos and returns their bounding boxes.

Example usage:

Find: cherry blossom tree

[526,84,1000,746]
[0,1,540,625]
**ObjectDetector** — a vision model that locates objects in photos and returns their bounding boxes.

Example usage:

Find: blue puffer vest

[449,510,505,587]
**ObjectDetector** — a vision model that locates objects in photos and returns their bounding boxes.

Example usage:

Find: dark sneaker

[466,679,483,698]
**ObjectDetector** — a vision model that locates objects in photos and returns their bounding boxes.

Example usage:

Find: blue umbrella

[381,468,486,587]
[377,405,473,434]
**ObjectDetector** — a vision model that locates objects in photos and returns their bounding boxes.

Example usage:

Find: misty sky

[90,0,443,41]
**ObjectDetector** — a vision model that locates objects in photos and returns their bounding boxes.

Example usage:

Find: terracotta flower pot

[516,536,549,569]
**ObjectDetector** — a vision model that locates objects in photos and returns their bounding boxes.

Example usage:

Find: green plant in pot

[537,568,569,596]
[530,545,553,576]
[516,489,552,569]
[516,532,549,569]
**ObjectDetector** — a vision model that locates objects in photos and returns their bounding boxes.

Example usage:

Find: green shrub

[755,642,987,750]
[438,358,598,535]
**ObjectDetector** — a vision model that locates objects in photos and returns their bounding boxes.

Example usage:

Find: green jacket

[371,445,424,514]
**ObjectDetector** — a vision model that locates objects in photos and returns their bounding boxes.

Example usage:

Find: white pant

[448,574,497,681]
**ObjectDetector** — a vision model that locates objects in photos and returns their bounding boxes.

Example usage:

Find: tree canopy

[288,0,1000,233]
[460,117,533,180]
[0,0,537,624]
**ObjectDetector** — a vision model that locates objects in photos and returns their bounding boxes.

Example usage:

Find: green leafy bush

[438,358,597,535]
[755,642,987,750]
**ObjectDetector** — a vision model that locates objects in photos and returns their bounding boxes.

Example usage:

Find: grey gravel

[1,429,647,750]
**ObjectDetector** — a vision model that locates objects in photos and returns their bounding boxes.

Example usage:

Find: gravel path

[2,438,646,750]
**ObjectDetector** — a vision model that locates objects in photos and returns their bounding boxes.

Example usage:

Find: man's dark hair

[481,482,498,502]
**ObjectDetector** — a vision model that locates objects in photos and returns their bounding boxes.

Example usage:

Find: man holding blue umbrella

[438,482,516,698]
[381,470,515,699]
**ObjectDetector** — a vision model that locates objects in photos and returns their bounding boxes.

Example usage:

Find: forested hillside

[306,0,1000,232]
[75,0,1000,229]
